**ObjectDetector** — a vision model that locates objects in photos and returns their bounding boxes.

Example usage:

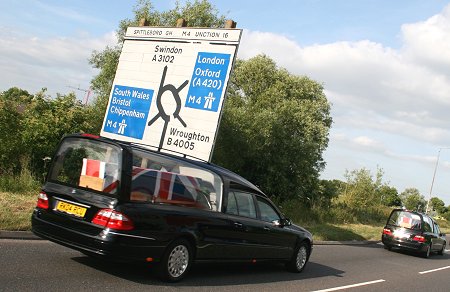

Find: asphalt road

[1,239,449,291]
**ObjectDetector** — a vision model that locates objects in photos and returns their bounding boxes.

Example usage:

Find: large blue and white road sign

[100,27,241,161]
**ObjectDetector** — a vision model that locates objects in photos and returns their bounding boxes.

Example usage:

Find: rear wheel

[438,245,445,255]
[422,245,431,258]
[157,239,193,282]
[286,241,309,273]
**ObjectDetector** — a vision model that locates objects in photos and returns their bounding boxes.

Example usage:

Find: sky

[1,0,450,205]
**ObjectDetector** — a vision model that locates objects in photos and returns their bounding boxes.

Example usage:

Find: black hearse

[382,209,446,258]
[32,133,313,281]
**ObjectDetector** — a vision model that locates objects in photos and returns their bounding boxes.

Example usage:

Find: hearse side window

[49,138,121,197]
[423,216,433,232]
[433,223,440,235]
[226,191,257,219]
[256,196,281,223]
[130,149,223,211]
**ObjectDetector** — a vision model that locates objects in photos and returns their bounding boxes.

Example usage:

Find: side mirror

[280,218,292,227]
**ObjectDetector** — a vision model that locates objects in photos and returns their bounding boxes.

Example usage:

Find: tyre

[383,245,391,251]
[422,244,431,258]
[157,239,193,282]
[286,241,309,273]
[437,245,445,256]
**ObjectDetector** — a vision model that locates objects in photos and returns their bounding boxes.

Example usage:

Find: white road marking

[419,265,450,274]
[311,279,386,292]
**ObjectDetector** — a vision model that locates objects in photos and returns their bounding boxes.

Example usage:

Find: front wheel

[157,239,193,282]
[286,241,309,273]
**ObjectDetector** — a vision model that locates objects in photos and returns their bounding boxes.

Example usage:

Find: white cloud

[238,4,450,147]
[0,28,116,97]
[401,4,450,74]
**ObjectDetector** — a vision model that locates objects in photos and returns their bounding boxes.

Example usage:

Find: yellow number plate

[55,201,87,218]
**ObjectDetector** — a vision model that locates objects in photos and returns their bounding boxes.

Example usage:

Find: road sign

[100,26,242,161]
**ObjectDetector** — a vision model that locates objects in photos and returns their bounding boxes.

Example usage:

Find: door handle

[234,222,243,228]
[264,226,270,231]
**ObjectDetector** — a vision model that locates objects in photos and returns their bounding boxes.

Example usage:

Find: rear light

[413,235,426,243]
[92,209,134,231]
[36,192,49,209]
[383,228,392,236]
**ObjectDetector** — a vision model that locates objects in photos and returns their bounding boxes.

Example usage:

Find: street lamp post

[426,147,450,213]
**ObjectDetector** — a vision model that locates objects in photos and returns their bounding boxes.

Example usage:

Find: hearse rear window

[49,138,121,197]
[388,210,422,230]
[131,149,223,211]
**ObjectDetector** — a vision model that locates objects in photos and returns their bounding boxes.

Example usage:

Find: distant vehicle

[31,133,313,282]
[382,208,446,258]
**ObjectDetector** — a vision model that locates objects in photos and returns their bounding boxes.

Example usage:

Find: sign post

[100,25,241,162]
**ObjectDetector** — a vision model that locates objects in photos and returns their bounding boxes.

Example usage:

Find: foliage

[379,185,401,207]
[0,87,95,179]
[315,179,345,209]
[331,167,397,222]
[400,188,426,212]
[429,197,446,214]
[88,0,227,134]
[213,55,332,202]
[0,159,40,193]
[337,167,383,208]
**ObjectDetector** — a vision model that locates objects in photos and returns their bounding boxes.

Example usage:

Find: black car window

[256,196,280,223]
[226,192,239,215]
[227,191,257,219]
[49,138,121,197]
[388,210,422,230]
[423,215,433,232]
[130,149,223,211]
[433,223,440,235]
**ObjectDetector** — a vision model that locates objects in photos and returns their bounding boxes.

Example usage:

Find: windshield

[131,149,223,211]
[388,210,422,231]
[48,137,121,197]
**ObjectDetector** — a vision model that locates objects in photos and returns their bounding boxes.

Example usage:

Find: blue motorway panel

[185,52,231,112]
[103,85,154,139]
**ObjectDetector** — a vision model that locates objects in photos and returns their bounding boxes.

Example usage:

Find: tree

[337,167,386,209]
[379,185,401,207]
[316,179,345,209]
[21,91,95,177]
[400,188,426,212]
[0,87,95,178]
[88,0,227,134]
[429,197,446,214]
[213,55,332,202]
[0,87,33,174]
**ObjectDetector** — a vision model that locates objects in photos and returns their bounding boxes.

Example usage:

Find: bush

[0,161,40,193]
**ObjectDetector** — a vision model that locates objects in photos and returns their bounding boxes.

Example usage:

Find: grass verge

[305,223,384,241]
[0,191,37,231]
